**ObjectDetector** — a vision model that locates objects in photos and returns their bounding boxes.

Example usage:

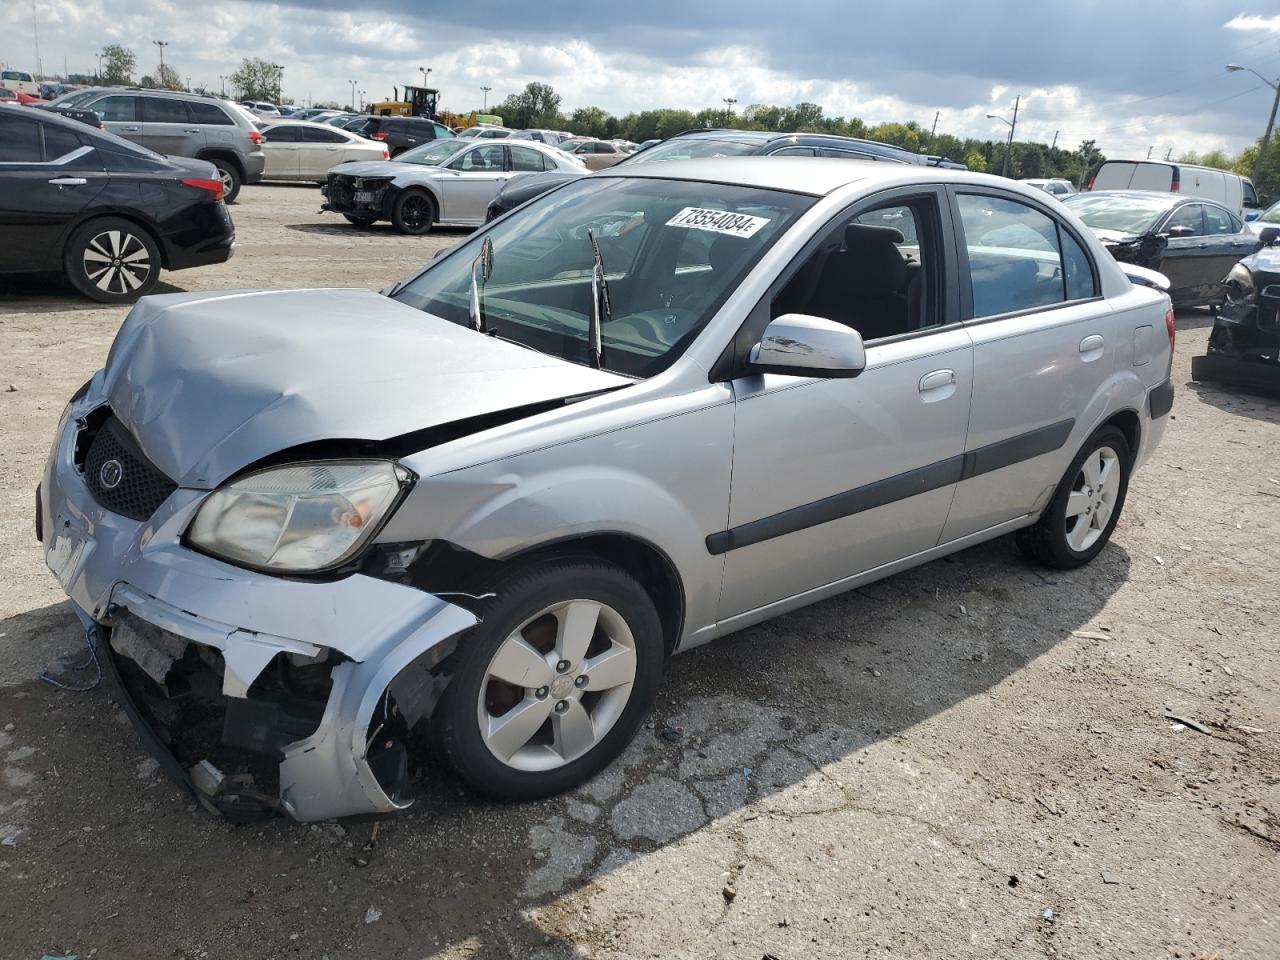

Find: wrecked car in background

[1192,227,1280,393]
[39,159,1173,821]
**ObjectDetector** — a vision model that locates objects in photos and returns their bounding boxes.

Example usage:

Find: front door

[89,94,142,145]
[941,187,1114,543]
[1158,203,1211,303]
[441,144,509,222]
[261,124,302,179]
[716,188,974,622]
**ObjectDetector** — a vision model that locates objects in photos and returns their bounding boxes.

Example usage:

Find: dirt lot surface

[1,184,1278,959]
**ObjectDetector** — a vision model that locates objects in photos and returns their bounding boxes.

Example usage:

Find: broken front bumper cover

[40,395,477,822]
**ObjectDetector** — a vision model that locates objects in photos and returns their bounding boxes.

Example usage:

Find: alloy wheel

[401,195,430,230]
[1064,445,1121,552]
[477,599,637,772]
[82,230,152,295]
[216,166,235,194]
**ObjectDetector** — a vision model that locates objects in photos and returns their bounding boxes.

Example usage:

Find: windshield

[1260,201,1280,225]
[398,139,469,165]
[393,177,813,377]
[2,71,32,81]
[1063,194,1171,235]
[621,138,761,165]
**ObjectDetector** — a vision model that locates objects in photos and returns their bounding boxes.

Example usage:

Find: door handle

[119,126,140,132]
[1079,334,1105,359]
[183,128,201,133]
[918,369,956,392]
[48,177,87,186]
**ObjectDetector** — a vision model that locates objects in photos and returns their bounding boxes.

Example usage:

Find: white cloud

[1225,14,1280,34]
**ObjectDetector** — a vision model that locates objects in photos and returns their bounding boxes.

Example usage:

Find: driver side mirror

[1260,227,1280,247]
[749,314,866,379]
[1166,225,1197,238]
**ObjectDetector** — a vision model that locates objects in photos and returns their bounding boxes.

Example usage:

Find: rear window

[1129,164,1174,192]
[188,101,234,125]
[42,125,82,160]
[263,124,301,142]
[0,114,41,161]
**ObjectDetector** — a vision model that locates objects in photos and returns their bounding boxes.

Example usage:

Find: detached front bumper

[38,389,477,821]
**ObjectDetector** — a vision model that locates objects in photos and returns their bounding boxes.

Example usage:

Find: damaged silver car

[38,159,1174,821]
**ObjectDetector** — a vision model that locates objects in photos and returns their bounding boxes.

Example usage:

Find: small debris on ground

[1101,872,1120,885]
[1071,630,1111,641]
[363,906,382,924]
[722,883,737,903]
[1164,712,1214,736]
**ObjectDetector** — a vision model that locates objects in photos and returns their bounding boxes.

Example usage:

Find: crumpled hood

[1088,228,1142,245]
[330,160,438,179]
[102,288,630,488]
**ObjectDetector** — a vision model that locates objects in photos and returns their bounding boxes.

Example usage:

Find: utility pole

[481,85,491,110]
[95,52,102,83]
[986,96,1019,178]
[218,75,226,96]
[348,79,357,112]
[32,5,41,78]
[1225,61,1279,186]
[271,63,283,103]
[929,110,940,145]
[723,97,737,124]
[1051,129,1059,150]
[153,39,168,81]
[1165,147,1173,161]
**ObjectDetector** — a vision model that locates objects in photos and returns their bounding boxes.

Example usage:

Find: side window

[93,96,137,122]
[0,115,42,161]
[452,144,505,171]
[1060,230,1097,301]
[773,197,942,341]
[509,146,546,172]
[1244,181,1259,207]
[188,101,234,125]
[303,126,346,143]
[1164,204,1204,237]
[386,119,407,134]
[141,98,189,123]
[265,125,300,142]
[433,123,453,138]
[1203,205,1237,235]
[42,126,82,160]
[956,193,1068,318]
[771,146,815,156]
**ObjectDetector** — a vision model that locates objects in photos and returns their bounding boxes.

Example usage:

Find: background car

[459,125,512,139]
[1247,199,1280,236]
[1064,190,1262,307]
[1086,159,1259,220]
[1022,177,1077,199]
[508,129,562,146]
[0,108,233,302]
[322,113,360,127]
[323,138,585,233]
[346,114,455,156]
[0,88,17,104]
[44,88,265,202]
[1192,227,1280,393]
[259,119,389,182]
[240,100,281,120]
[561,137,630,169]
[0,68,39,95]
[486,170,581,221]
[35,103,105,130]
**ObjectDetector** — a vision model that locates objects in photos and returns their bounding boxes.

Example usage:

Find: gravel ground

[1,184,1278,959]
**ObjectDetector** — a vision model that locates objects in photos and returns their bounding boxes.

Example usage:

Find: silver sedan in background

[38,159,1173,821]
[322,138,586,233]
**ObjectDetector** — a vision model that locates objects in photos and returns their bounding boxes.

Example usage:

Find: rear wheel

[434,559,664,799]
[391,189,436,235]
[208,158,241,204]
[64,217,161,304]
[1017,425,1131,569]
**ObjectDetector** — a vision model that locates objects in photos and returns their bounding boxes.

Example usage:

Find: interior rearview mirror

[749,314,866,379]
[1260,227,1280,247]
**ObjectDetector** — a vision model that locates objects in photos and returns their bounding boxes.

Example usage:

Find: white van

[1087,160,1260,219]
[0,69,39,96]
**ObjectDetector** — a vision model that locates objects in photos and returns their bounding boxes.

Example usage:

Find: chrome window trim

[0,143,94,167]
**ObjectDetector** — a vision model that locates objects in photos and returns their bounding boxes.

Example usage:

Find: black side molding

[1148,378,1174,419]
[706,418,1075,555]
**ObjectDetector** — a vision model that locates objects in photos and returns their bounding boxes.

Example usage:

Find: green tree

[101,44,136,85]
[496,82,563,129]
[156,63,185,91]
[867,122,923,152]
[964,151,988,172]
[230,58,283,102]
[569,105,611,139]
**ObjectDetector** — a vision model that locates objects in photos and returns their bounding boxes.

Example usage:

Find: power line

[1052,83,1269,137]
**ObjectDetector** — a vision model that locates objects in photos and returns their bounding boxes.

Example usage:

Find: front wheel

[391,189,436,235]
[64,217,161,303]
[434,559,664,799]
[1017,425,1131,569]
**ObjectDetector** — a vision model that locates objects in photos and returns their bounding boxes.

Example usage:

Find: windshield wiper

[469,235,494,333]
[587,228,612,369]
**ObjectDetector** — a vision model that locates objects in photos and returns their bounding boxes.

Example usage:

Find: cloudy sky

[3,1,1279,157]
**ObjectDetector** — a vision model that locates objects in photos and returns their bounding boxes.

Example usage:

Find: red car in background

[0,88,43,105]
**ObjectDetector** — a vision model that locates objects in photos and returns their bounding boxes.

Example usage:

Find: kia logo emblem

[99,459,124,490]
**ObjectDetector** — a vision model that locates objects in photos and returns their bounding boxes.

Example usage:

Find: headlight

[187,460,410,572]
[1226,263,1255,304]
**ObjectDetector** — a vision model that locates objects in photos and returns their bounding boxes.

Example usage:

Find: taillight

[369,132,388,141]
[381,147,390,159]
[1164,307,1176,353]
[182,177,224,203]
[1170,172,1179,193]
[248,129,263,145]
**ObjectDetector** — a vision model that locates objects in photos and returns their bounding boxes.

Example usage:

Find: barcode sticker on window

[665,207,772,238]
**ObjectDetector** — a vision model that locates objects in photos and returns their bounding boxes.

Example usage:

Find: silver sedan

[39,159,1174,821]
[322,138,587,232]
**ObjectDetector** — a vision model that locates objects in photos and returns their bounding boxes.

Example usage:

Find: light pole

[419,66,432,88]
[348,79,357,112]
[1226,62,1280,186]
[270,63,283,104]
[723,97,737,124]
[986,95,1020,178]
[481,85,492,110]
[152,40,168,74]
[95,52,102,84]
[358,90,366,112]
[219,75,226,96]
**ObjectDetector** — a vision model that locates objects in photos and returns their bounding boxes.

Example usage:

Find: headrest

[842,223,908,290]
[844,222,905,247]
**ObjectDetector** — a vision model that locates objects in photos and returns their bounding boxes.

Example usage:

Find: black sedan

[0,108,234,303]
[1192,227,1280,393]
[1064,191,1261,308]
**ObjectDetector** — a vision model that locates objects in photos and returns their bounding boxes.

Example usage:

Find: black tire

[64,217,161,304]
[1017,425,1132,569]
[208,158,241,204]
[391,189,436,235]
[343,214,377,228]
[434,558,665,799]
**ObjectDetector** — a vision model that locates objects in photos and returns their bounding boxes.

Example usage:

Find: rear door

[89,94,142,144]
[940,187,1112,543]
[440,143,509,222]
[141,96,203,157]
[0,115,104,272]
[300,125,352,178]
[1092,161,1137,190]
[1129,163,1174,192]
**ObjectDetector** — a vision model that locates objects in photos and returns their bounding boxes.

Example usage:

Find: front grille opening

[81,413,177,521]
